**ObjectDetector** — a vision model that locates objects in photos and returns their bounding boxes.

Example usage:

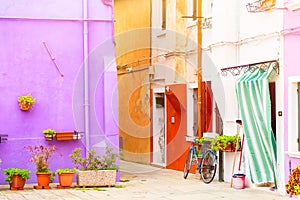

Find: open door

[152,88,166,167]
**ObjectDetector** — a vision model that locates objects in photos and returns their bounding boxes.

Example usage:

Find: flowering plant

[26,145,58,173]
[286,164,300,196]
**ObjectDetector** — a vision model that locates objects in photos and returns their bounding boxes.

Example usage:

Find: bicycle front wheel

[183,149,193,179]
[200,150,217,184]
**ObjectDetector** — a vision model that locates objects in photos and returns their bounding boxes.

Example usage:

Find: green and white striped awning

[236,63,277,186]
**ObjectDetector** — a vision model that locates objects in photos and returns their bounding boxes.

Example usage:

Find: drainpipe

[197,0,203,138]
[83,0,90,152]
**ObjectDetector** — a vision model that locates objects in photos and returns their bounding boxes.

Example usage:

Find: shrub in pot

[69,146,119,187]
[26,145,58,189]
[3,168,31,190]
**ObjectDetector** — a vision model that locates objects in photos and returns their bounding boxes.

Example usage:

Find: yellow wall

[114,0,151,164]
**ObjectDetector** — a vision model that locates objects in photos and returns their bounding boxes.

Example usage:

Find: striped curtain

[236,66,277,185]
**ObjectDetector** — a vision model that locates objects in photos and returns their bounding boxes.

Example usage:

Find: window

[288,77,300,155]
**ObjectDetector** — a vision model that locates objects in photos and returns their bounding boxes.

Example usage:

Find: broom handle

[238,134,245,171]
[230,134,240,187]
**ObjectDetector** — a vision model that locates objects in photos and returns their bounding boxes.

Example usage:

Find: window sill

[285,151,300,158]
[156,30,167,38]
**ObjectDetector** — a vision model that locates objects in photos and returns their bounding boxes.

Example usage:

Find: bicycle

[183,136,218,184]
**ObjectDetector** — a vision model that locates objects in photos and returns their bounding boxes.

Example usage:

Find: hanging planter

[56,131,81,141]
[17,94,36,111]
[42,129,56,141]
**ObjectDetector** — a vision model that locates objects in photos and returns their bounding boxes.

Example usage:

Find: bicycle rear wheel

[200,150,217,184]
[183,149,193,179]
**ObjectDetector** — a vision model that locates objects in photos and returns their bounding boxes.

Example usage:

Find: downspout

[197,0,203,138]
[83,0,90,152]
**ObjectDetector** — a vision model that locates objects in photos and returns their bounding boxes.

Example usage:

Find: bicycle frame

[184,136,218,184]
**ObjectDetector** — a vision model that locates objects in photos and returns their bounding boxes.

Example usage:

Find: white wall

[202,0,284,183]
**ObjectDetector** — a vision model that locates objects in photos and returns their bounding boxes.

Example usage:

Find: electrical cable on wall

[202,26,300,51]
[43,41,64,77]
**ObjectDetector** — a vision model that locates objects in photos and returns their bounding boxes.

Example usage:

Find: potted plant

[211,134,241,152]
[25,145,58,189]
[18,94,36,111]
[42,128,56,141]
[286,164,300,197]
[55,168,76,189]
[3,168,31,190]
[69,146,119,187]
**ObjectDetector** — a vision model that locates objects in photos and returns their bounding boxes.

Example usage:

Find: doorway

[152,89,166,167]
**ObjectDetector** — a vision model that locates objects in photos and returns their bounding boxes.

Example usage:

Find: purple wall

[0,0,119,184]
[283,4,300,185]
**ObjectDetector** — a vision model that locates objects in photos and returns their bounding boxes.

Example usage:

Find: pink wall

[283,5,300,184]
[0,0,119,184]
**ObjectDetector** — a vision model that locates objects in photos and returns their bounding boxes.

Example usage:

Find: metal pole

[197,0,203,138]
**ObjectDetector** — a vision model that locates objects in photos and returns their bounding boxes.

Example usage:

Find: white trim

[187,86,195,137]
[285,151,300,158]
[188,83,198,89]
[285,0,300,11]
[153,87,165,93]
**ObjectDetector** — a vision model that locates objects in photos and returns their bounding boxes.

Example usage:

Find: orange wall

[115,0,151,164]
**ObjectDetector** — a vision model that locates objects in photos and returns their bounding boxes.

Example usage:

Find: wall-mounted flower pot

[56,131,74,141]
[55,131,81,141]
[19,101,32,111]
[45,135,55,141]
[17,94,36,111]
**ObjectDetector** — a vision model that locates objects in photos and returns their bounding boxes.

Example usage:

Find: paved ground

[0,160,292,200]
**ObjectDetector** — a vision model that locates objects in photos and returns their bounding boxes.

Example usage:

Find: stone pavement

[0,160,292,200]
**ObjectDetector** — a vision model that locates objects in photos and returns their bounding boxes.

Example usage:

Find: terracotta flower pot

[9,174,26,190]
[19,101,31,111]
[222,143,237,152]
[58,172,74,188]
[55,132,74,140]
[36,172,51,188]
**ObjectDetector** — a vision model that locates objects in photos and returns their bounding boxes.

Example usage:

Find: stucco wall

[114,0,151,164]
[284,5,300,190]
[0,0,118,184]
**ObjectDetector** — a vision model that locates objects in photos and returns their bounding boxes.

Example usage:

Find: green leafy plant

[211,134,241,151]
[286,164,300,196]
[18,94,36,104]
[55,168,76,175]
[3,168,31,182]
[195,137,215,146]
[18,94,36,111]
[25,145,58,173]
[42,128,56,136]
[69,146,119,171]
